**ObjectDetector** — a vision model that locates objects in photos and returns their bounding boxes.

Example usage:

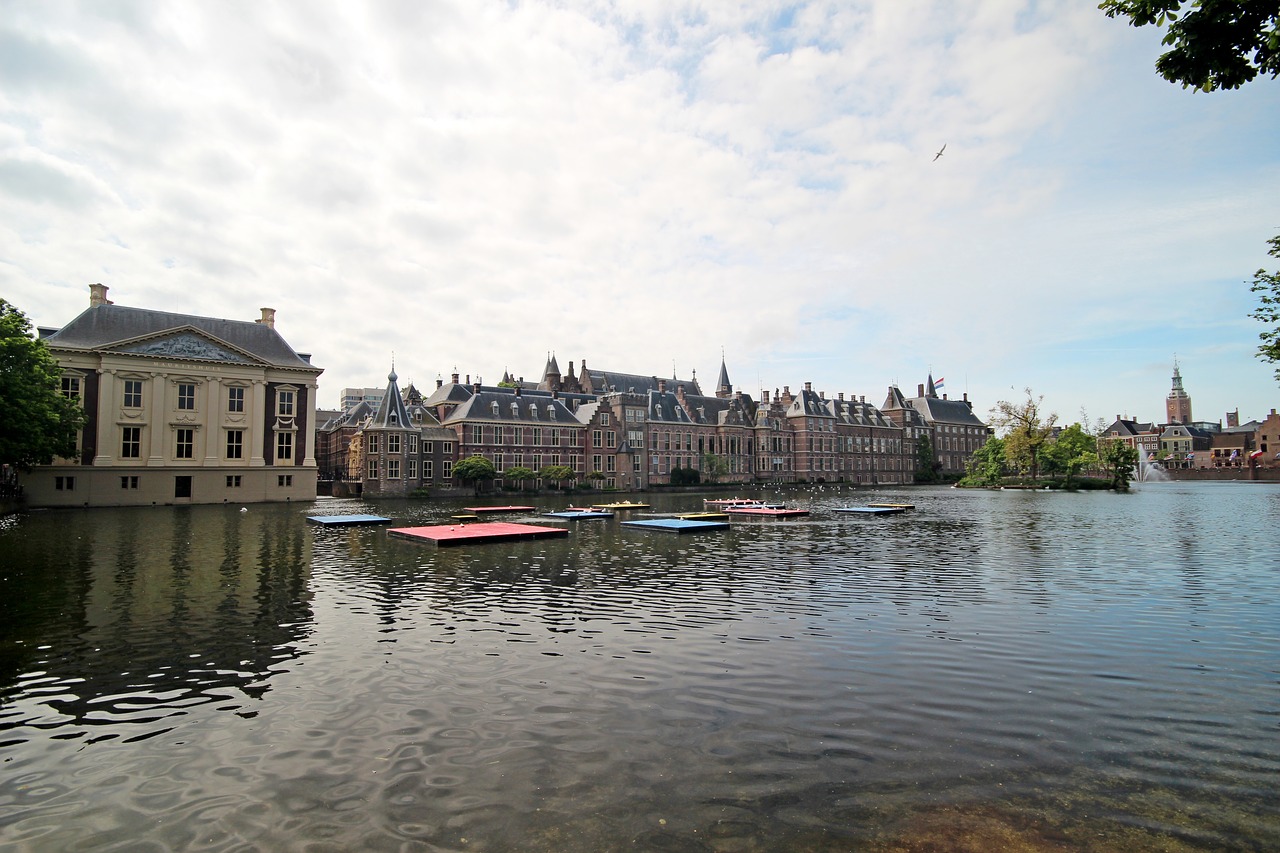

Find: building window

[442,459,452,479]
[123,379,143,408]
[443,442,453,454]
[276,432,293,461]
[368,434,379,453]
[120,476,138,490]
[424,440,434,453]
[55,476,75,491]
[368,459,378,479]
[277,475,293,487]
[228,386,245,413]
[407,459,417,479]
[424,460,433,479]
[593,429,602,447]
[387,459,401,479]
[408,434,418,454]
[61,376,81,399]
[600,413,610,426]
[176,428,194,459]
[388,434,401,454]
[226,430,244,459]
[177,383,196,410]
[278,389,295,417]
[122,426,141,458]
[227,475,242,487]
[471,425,483,443]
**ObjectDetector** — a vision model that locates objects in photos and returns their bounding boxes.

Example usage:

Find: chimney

[257,308,276,329]
[89,283,113,307]
[437,378,443,388]
[658,379,666,393]
[860,396,865,403]
[676,384,686,402]
[514,386,521,397]
[838,392,844,401]
[918,384,925,397]
[804,381,812,392]
[472,382,481,394]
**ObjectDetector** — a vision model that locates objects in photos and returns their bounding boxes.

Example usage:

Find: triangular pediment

[111,327,264,365]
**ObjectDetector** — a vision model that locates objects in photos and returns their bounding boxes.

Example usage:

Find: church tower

[1165,362,1192,425]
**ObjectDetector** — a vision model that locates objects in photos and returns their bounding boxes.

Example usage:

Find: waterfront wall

[1164,467,1280,482]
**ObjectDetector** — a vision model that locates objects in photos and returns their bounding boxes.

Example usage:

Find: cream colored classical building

[26,284,322,507]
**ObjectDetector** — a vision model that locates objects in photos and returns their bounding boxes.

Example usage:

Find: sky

[3,1,1278,425]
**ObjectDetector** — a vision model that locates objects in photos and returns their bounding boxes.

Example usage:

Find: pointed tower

[926,374,939,398]
[1166,362,1192,425]
[539,352,562,392]
[715,357,732,399]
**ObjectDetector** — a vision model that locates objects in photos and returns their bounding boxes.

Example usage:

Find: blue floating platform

[834,506,906,515]
[544,510,614,519]
[622,518,729,533]
[308,514,392,526]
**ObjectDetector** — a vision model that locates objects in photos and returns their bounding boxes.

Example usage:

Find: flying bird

[933,143,946,161]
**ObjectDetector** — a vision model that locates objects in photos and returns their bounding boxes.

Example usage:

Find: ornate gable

[111,328,262,364]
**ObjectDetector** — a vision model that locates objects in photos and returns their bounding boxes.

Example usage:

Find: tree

[1250,233,1280,381]
[700,452,729,483]
[1040,423,1099,487]
[503,465,536,490]
[1097,437,1140,490]
[453,454,496,493]
[914,434,940,483]
[1100,0,1280,91]
[1,299,86,471]
[961,436,1007,486]
[538,464,576,490]
[990,388,1058,481]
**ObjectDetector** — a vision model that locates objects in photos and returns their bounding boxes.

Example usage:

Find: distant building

[882,376,988,476]
[27,284,322,506]
[339,387,385,411]
[1166,362,1192,424]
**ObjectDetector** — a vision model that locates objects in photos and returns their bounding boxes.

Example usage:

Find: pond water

[1,482,1277,852]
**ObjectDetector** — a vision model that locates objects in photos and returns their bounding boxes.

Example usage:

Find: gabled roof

[585,368,703,397]
[43,303,316,370]
[646,390,694,424]
[909,396,987,427]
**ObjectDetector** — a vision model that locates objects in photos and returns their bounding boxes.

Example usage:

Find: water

[1,483,1277,851]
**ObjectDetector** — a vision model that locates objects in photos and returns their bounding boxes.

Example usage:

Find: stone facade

[28,285,322,507]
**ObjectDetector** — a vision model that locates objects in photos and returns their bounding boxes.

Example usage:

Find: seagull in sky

[933,143,946,161]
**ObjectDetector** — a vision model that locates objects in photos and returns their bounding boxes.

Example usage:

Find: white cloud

[1,0,1276,423]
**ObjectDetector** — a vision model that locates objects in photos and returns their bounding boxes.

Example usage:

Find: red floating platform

[388,522,568,547]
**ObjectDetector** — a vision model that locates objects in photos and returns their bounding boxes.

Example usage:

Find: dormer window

[529,403,538,419]
[491,401,500,417]
[511,402,519,417]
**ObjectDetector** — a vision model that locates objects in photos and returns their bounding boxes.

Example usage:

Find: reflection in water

[1,484,1278,851]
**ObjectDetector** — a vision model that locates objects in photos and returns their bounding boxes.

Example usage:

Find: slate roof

[443,390,578,425]
[585,368,703,396]
[909,396,987,427]
[43,303,316,370]
[369,369,413,430]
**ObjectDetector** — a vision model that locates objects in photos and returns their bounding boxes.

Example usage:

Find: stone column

[303,382,319,467]
[204,377,221,465]
[251,380,267,467]
[94,368,117,466]
[148,373,168,466]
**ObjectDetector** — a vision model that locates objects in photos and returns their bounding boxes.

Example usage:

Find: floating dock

[724,506,809,517]
[463,505,537,513]
[544,510,614,520]
[835,506,907,515]
[450,513,480,521]
[388,522,568,546]
[678,511,729,521]
[307,514,392,526]
[868,502,915,510]
[623,518,729,533]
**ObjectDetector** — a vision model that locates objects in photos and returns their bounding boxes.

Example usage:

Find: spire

[715,356,732,399]
[926,374,938,398]
[371,364,412,429]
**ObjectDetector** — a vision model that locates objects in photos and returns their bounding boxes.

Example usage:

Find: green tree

[991,388,1058,481]
[1250,233,1280,381]
[1,300,86,471]
[1041,423,1099,487]
[454,454,497,493]
[961,435,1007,486]
[503,465,536,490]
[700,452,729,483]
[538,464,576,490]
[1100,0,1280,91]
[1097,437,1140,490]
[914,434,939,483]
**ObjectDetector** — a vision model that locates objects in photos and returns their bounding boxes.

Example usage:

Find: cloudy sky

[3,1,1278,424]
